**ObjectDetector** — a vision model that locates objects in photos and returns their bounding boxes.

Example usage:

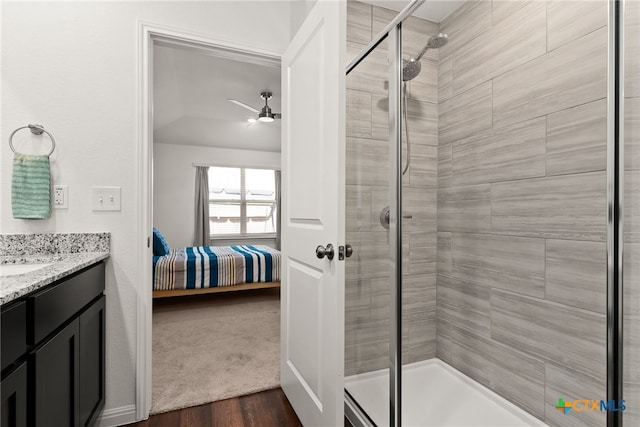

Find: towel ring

[9,124,56,157]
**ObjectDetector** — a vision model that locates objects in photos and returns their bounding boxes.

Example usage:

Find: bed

[152,229,281,298]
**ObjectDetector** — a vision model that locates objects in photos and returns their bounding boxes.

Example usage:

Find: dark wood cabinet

[79,296,105,427]
[1,301,27,372]
[34,319,80,427]
[1,361,27,427]
[31,265,104,345]
[0,262,105,427]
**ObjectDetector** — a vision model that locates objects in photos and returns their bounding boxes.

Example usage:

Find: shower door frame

[607,0,625,426]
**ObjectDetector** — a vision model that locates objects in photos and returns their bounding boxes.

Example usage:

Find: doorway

[138,22,283,418]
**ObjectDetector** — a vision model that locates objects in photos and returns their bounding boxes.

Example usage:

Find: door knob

[316,244,335,260]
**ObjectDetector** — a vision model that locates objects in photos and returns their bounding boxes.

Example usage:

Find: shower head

[402,33,449,81]
[425,33,449,50]
[403,58,422,82]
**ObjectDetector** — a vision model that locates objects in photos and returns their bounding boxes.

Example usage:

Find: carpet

[151,288,280,414]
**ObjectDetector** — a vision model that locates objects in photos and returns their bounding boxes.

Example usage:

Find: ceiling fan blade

[274,113,282,119]
[227,98,259,113]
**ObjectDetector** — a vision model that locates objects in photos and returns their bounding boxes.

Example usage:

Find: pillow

[153,228,171,256]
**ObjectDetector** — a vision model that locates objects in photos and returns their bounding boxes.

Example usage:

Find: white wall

[290,0,318,36]
[153,142,280,248]
[1,2,292,424]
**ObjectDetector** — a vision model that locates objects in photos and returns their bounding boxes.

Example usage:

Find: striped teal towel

[11,153,51,219]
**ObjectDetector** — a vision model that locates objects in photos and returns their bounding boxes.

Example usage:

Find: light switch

[92,186,121,211]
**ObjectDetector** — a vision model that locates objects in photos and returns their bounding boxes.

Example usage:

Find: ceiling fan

[228,91,281,124]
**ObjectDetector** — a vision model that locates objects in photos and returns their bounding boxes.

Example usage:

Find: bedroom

[150,40,282,414]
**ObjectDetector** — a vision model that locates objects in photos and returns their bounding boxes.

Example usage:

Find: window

[208,167,278,237]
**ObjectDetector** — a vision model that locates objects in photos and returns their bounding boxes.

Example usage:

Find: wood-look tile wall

[345,0,439,376]
[437,1,611,425]
[624,1,640,425]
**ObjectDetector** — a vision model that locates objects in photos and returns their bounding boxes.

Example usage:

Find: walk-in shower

[344,0,637,426]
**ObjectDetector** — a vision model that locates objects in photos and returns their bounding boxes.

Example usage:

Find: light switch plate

[92,186,121,211]
[53,185,68,209]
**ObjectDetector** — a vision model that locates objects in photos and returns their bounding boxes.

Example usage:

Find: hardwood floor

[128,388,302,427]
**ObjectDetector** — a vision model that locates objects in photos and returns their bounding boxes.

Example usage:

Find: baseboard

[96,405,138,427]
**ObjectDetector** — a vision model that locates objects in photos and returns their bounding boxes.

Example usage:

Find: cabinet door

[34,318,80,427]
[1,361,28,427]
[79,296,105,427]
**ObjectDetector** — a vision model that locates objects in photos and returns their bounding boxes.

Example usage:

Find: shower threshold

[345,359,548,427]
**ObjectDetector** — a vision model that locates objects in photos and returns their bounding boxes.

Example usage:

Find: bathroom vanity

[1,262,105,427]
[0,233,109,427]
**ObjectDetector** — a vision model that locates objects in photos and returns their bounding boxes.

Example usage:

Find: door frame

[136,21,282,420]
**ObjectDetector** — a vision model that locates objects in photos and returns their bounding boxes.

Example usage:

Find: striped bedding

[153,245,281,291]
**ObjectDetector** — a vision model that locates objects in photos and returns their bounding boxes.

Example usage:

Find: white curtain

[275,170,281,250]
[194,166,210,246]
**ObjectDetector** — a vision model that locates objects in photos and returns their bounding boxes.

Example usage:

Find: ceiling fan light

[258,102,275,123]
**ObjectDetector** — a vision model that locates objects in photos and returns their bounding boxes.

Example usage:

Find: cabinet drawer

[1,301,27,373]
[31,262,105,344]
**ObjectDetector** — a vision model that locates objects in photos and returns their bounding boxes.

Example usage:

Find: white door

[280,1,346,426]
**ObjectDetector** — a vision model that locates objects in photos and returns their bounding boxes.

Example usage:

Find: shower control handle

[316,244,335,260]
[380,206,414,230]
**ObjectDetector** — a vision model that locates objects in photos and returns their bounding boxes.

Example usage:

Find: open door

[280,1,346,426]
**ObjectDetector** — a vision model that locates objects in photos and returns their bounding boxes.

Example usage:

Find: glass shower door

[344,33,396,426]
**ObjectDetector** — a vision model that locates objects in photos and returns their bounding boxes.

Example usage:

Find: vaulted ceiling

[153,44,281,153]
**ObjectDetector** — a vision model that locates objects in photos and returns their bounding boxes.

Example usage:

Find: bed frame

[152,281,281,298]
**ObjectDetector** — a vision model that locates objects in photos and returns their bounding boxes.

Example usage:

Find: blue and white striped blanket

[153,245,281,290]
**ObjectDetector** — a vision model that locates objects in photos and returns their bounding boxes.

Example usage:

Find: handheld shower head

[403,58,422,82]
[402,33,449,81]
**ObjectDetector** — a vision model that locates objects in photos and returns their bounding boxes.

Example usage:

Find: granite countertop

[0,252,109,305]
[0,233,110,305]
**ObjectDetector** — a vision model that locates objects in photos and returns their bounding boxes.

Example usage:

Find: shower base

[345,359,548,427]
